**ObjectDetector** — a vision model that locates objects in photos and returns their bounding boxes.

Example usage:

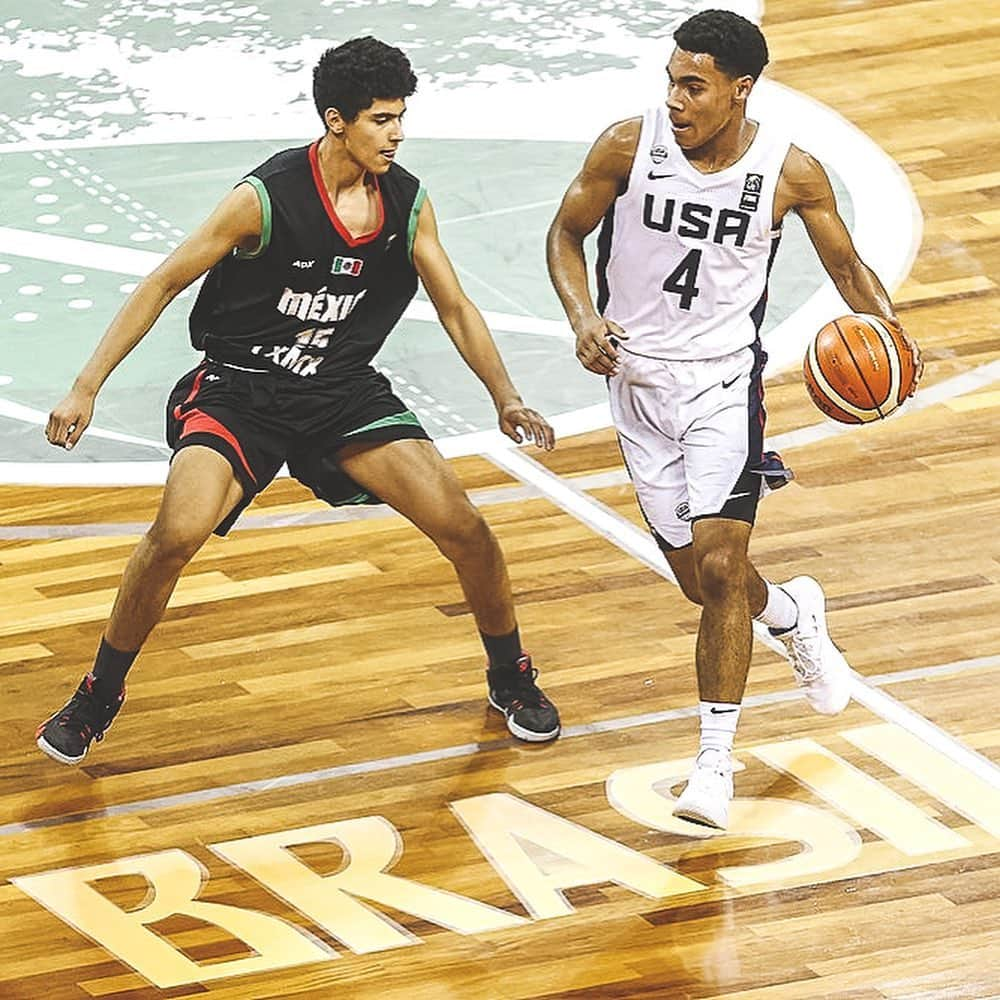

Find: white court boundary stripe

[0,397,167,451]
[2,653,996,840]
[482,444,1000,791]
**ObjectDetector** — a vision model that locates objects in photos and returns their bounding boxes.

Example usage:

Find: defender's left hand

[498,402,555,451]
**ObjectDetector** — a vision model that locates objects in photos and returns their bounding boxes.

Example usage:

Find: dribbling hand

[886,316,923,396]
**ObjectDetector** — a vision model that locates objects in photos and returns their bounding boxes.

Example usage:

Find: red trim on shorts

[308,140,384,247]
[173,367,206,420]
[178,408,257,485]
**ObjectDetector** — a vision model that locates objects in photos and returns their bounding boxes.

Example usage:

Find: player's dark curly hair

[313,36,417,124]
[673,9,769,81]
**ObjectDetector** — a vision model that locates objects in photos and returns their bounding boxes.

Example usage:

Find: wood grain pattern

[1,2,999,997]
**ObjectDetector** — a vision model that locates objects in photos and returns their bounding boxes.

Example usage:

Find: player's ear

[324,107,346,136]
[734,75,753,104]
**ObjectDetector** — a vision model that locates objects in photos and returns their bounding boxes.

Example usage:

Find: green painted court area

[0,0,852,471]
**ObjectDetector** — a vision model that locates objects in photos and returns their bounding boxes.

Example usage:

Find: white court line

[438,198,561,226]
[0,225,164,274]
[481,443,1000,791]
[0,397,167,451]
[2,653,995,840]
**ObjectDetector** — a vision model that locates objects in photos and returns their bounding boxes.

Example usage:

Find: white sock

[698,701,741,765]
[755,580,798,634]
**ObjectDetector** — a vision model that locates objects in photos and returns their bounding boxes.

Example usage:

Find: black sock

[481,627,522,671]
[91,637,138,695]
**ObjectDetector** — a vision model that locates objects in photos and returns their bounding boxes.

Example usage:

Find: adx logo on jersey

[332,255,364,276]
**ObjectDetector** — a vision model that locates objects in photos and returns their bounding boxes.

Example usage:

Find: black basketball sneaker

[36,673,126,764]
[487,654,560,742]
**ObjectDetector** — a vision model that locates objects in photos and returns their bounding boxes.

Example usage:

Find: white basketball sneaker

[777,576,851,715]
[672,749,734,830]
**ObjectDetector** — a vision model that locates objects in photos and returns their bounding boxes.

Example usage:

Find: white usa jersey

[597,105,792,360]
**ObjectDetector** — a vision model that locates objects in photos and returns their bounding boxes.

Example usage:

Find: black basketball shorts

[166,360,430,535]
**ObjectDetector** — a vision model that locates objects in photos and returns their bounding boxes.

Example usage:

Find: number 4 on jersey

[662,248,702,311]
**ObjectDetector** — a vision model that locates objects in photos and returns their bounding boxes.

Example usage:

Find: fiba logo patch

[740,173,764,211]
[332,255,364,276]
[674,501,691,522]
[649,144,669,164]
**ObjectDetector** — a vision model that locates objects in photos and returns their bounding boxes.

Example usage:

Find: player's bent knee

[430,503,494,563]
[695,548,748,602]
[145,516,214,568]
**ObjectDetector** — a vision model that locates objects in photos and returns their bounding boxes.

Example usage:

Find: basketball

[803,314,918,424]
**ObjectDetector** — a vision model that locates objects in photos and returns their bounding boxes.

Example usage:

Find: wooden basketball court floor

[2,1,999,997]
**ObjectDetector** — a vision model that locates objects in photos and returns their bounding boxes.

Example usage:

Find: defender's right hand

[574,317,628,375]
[46,389,95,451]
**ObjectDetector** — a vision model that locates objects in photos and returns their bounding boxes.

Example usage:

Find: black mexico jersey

[189,141,426,383]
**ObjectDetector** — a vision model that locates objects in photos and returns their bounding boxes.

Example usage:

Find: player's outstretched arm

[412,195,553,450]
[546,118,639,375]
[45,182,263,450]
[780,145,922,387]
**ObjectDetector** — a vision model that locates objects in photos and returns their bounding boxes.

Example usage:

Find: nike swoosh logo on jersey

[647,170,675,180]
[721,374,741,388]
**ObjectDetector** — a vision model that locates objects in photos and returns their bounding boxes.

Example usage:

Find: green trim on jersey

[235,175,272,259]
[344,410,422,437]
[407,186,427,262]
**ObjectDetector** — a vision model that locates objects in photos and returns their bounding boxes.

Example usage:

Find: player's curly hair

[673,9,769,81]
[313,36,417,124]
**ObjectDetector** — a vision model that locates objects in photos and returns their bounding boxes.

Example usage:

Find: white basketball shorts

[608,341,784,549]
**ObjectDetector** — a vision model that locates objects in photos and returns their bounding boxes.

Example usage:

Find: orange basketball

[803,314,918,424]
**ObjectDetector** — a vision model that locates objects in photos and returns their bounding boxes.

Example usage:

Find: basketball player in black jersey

[37,37,560,762]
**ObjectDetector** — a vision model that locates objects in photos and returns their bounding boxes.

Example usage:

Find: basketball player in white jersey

[547,9,920,828]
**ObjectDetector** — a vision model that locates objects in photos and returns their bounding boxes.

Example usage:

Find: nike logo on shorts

[721,374,741,389]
